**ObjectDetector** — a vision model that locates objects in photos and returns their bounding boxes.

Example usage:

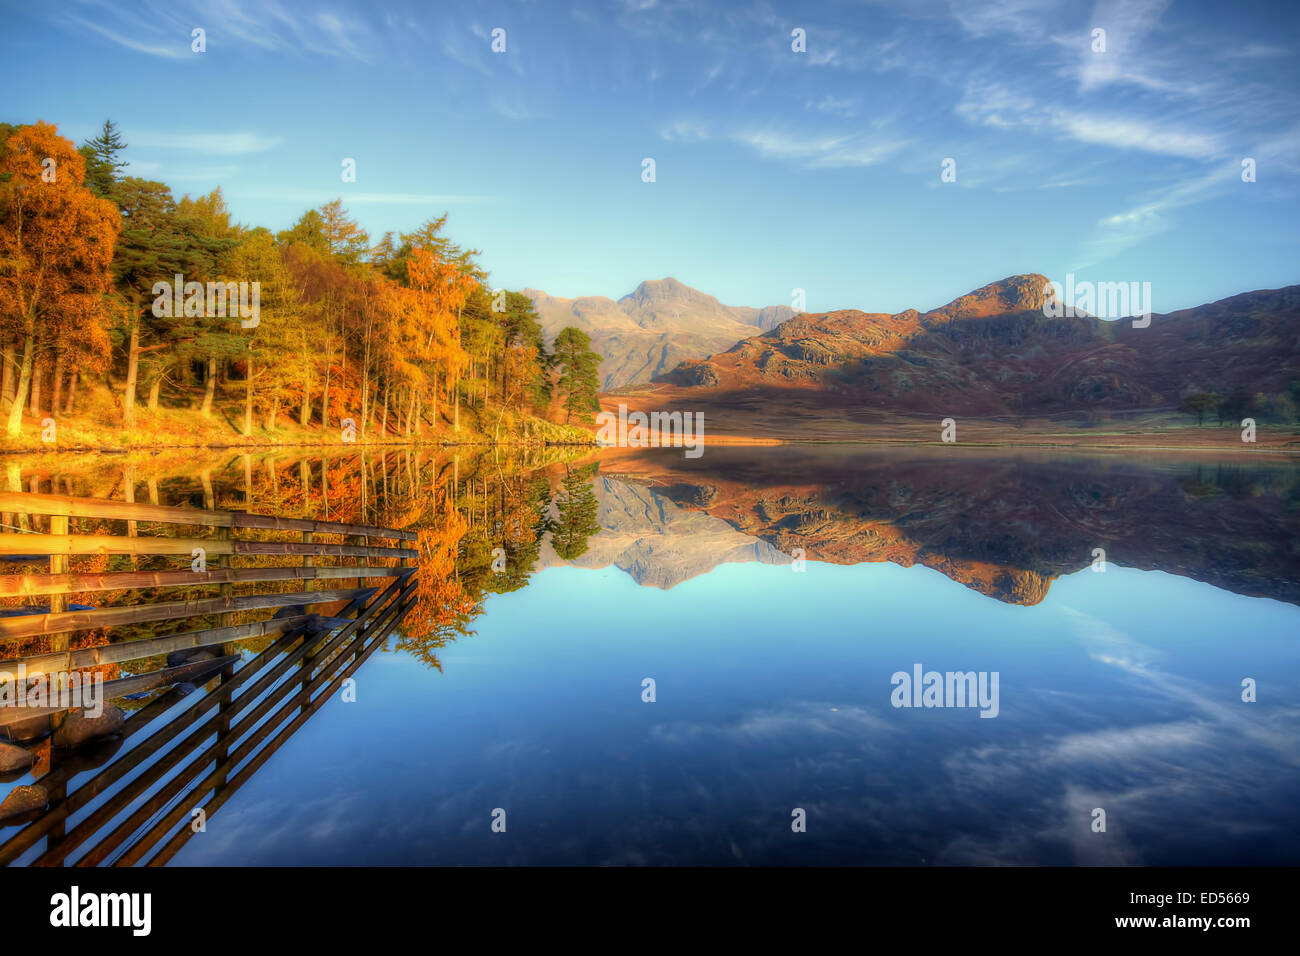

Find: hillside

[654,274,1300,418]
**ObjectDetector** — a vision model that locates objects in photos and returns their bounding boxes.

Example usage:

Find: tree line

[0,120,603,442]
[1177,383,1300,427]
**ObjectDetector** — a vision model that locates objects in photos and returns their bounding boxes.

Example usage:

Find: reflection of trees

[551,464,601,560]
[394,468,565,670]
[3,447,590,675]
[1177,464,1297,501]
[460,474,552,596]
[397,499,474,671]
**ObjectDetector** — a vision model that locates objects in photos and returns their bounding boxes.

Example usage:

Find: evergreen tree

[80,120,128,199]
[552,326,601,424]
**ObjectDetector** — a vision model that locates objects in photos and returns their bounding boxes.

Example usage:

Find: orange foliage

[0,122,119,435]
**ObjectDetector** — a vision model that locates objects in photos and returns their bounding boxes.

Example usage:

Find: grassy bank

[0,381,596,453]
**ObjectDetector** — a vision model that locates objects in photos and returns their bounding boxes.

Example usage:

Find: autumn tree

[228,227,292,436]
[0,122,119,437]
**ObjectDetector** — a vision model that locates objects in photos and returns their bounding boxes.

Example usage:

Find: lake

[2,445,1298,865]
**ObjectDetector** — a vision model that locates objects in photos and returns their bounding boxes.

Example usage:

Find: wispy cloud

[1054,112,1222,159]
[1076,162,1238,267]
[225,190,496,205]
[70,16,188,59]
[127,131,284,155]
[488,94,538,122]
[806,94,857,117]
[956,82,1223,160]
[659,120,711,142]
[736,129,911,168]
[65,0,377,61]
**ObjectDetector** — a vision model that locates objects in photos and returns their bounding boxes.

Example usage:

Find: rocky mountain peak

[923,273,1054,323]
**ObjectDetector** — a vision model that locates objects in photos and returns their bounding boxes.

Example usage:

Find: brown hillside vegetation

[652,274,1300,429]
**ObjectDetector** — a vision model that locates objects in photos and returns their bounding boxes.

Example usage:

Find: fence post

[49,513,69,672]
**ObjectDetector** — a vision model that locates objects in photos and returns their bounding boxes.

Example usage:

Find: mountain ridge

[654,273,1300,417]
[525,278,793,389]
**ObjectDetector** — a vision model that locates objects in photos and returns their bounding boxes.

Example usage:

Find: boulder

[48,734,124,776]
[52,704,126,749]
[0,742,33,774]
[0,784,46,821]
[1,713,51,744]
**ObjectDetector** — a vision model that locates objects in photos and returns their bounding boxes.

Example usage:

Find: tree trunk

[123,314,140,427]
[201,355,217,417]
[28,357,41,417]
[2,340,15,409]
[321,363,331,431]
[243,353,254,437]
[51,351,64,416]
[147,373,162,412]
[5,328,34,438]
[64,371,77,414]
[359,380,368,440]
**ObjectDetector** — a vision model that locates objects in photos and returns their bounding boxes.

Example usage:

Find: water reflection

[2,445,1298,865]
[583,447,1300,606]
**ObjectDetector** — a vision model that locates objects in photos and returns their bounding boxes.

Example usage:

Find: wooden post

[299,529,315,713]
[49,513,69,670]
[216,524,234,657]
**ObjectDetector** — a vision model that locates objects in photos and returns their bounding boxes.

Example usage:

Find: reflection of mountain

[593,448,1300,606]
[538,475,787,588]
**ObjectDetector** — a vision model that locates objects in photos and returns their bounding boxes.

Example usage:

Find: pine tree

[81,120,129,199]
[552,327,601,424]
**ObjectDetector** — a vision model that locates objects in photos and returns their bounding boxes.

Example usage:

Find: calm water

[4,446,1299,865]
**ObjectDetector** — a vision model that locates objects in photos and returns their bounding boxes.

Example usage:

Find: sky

[2,0,1298,315]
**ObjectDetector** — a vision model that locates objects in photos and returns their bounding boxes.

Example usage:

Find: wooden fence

[0,491,420,865]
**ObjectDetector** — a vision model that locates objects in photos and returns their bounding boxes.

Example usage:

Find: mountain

[655,274,1300,416]
[525,278,793,390]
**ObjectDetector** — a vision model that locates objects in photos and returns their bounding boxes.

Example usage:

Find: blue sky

[3,0,1298,314]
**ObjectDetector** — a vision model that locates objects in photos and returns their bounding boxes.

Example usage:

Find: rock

[1,713,51,744]
[47,734,123,776]
[686,363,721,387]
[0,784,46,821]
[52,704,126,749]
[0,743,32,774]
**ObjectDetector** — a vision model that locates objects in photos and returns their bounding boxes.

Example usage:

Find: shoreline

[4,436,1298,458]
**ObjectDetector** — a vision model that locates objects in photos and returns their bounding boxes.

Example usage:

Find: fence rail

[0,490,421,865]
[0,491,418,541]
